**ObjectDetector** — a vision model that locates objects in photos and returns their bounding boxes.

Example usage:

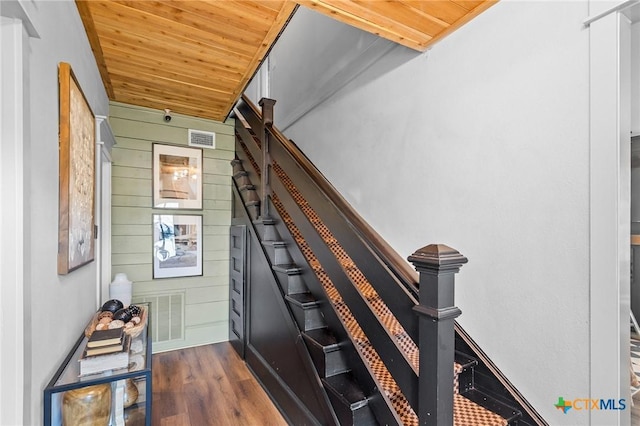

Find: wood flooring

[151,342,288,426]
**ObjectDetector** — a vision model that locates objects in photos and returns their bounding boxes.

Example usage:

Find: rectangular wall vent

[189,129,216,149]
[133,292,184,343]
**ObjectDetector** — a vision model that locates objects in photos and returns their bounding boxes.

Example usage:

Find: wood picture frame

[153,214,203,279]
[58,62,96,274]
[152,143,203,209]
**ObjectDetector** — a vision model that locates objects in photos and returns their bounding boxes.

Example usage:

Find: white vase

[109,273,132,307]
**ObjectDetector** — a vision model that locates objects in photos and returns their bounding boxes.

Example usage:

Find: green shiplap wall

[109,101,233,353]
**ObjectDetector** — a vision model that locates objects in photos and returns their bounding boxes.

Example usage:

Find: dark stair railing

[232,96,547,426]
[409,244,466,425]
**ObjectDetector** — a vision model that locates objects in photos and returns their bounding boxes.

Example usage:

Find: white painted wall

[4,1,109,423]
[1,11,29,426]
[257,2,596,424]
[246,7,398,131]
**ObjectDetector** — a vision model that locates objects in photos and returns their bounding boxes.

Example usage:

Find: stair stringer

[231,181,339,426]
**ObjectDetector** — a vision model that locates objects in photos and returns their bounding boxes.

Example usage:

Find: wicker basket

[84,305,147,339]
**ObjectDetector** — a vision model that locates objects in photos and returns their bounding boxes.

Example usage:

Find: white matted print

[153,144,203,209]
[153,214,202,279]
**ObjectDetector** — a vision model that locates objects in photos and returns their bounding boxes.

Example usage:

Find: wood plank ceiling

[76,1,496,122]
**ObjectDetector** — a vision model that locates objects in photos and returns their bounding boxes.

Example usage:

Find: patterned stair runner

[272,191,417,424]
[238,135,507,426]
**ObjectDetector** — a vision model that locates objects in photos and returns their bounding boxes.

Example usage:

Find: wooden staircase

[229,96,547,426]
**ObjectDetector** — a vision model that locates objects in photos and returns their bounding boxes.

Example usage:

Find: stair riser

[235,174,251,187]
[288,303,325,331]
[239,186,259,201]
[246,204,260,221]
[325,390,376,426]
[254,222,280,242]
[302,333,349,378]
[306,345,349,378]
[263,243,293,266]
[273,269,307,295]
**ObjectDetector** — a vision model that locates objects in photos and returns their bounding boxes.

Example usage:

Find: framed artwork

[57,62,95,274]
[153,214,203,279]
[152,144,203,209]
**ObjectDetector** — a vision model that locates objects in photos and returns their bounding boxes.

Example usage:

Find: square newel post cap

[407,244,468,273]
[258,98,276,126]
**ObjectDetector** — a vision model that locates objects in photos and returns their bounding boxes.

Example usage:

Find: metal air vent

[188,129,216,149]
[133,292,184,343]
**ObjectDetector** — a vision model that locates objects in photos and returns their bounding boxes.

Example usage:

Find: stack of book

[79,328,131,376]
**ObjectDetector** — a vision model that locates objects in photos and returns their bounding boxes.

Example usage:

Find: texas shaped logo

[555,397,572,414]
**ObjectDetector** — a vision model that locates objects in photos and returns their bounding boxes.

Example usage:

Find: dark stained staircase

[229,96,547,426]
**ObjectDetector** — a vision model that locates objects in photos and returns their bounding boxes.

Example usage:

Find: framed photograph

[57,62,95,274]
[153,144,203,209]
[153,214,202,279]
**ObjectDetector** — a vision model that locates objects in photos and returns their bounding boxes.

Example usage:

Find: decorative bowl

[85,305,147,339]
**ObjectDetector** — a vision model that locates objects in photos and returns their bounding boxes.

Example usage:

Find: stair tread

[303,328,340,352]
[262,240,287,247]
[323,373,369,410]
[285,292,320,307]
[455,351,479,370]
[253,216,277,226]
[272,264,303,274]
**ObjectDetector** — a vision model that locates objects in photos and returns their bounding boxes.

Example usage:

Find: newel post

[408,244,468,426]
[258,98,275,218]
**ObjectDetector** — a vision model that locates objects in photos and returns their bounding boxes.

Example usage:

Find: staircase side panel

[233,187,336,425]
[228,220,247,359]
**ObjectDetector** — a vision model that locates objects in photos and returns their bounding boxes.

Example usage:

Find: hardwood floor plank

[184,379,233,425]
[178,346,207,383]
[153,351,186,390]
[235,379,289,426]
[202,368,255,425]
[155,390,189,420]
[161,412,191,426]
[203,343,254,382]
[152,342,288,425]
